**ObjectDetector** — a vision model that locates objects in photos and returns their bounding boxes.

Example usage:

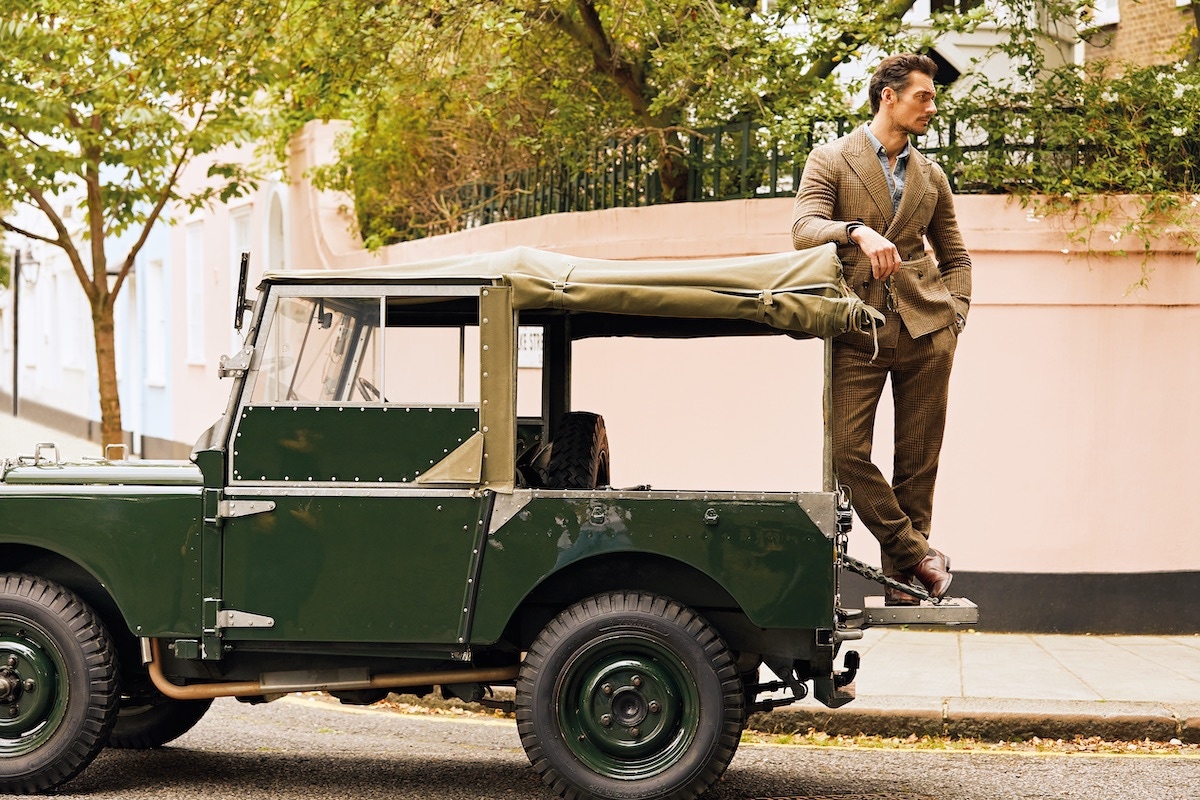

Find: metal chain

[838,552,934,603]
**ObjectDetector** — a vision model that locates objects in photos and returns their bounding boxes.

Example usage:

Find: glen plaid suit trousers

[832,321,959,573]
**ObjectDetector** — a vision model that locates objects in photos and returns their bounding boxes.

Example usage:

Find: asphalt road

[8,696,1197,800]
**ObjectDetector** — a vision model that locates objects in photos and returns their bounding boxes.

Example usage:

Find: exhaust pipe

[145,639,520,702]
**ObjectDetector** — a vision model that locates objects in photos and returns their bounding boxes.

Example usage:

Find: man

[791,53,971,603]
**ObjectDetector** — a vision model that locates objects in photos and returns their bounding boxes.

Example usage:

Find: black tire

[516,591,743,800]
[108,689,212,749]
[546,412,610,489]
[0,573,119,793]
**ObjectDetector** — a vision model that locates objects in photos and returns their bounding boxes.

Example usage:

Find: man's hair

[868,54,938,115]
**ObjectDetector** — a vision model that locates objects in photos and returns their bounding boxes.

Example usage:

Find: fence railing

[444,116,1019,233]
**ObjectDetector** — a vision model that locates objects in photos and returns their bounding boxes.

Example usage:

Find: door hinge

[218,499,276,519]
[216,609,276,629]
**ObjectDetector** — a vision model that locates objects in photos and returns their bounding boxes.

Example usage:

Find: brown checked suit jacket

[791,126,971,341]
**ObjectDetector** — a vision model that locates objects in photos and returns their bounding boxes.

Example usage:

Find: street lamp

[11,246,40,417]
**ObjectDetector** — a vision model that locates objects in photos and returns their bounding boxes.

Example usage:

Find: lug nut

[629,726,640,738]
[648,700,660,714]
[9,705,17,718]
[601,683,612,696]
[631,675,642,688]
[6,656,16,668]
[23,679,35,693]
[599,714,613,727]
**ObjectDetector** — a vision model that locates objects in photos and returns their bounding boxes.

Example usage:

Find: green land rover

[0,246,975,799]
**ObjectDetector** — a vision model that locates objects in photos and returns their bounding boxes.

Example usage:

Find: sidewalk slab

[1,413,100,460]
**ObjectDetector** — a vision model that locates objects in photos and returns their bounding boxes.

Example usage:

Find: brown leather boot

[883,570,922,606]
[909,548,953,599]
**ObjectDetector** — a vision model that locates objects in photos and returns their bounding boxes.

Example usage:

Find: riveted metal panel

[220,492,488,643]
[479,286,516,493]
[471,493,836,643]
[230,405,479,483]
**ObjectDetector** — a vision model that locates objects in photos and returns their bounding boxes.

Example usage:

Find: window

[1089,0,1119,26]
[930,0,982,14]
[185,223,205,364]
[252,296,381,404]
[381,324,479,405]
[144,259,166,386]
[250,291,488,408]
[230,208,252,351]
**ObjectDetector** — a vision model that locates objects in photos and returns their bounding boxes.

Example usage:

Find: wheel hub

[0,631,62,750]
[577,656,682,759]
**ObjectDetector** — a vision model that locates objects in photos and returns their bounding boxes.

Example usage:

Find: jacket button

[917,272,924,278]
[862,281,869,289]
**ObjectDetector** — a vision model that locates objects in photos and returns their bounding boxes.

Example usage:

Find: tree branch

[800,0,919,83]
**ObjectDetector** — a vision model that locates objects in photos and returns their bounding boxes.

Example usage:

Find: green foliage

[288,0,971,245]
[934,0,1200,283]
[0,0,312,444]
[945,64,1200,198]
[0,0,302,274]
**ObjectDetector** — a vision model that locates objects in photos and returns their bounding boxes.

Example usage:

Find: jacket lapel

[842,128,894,225]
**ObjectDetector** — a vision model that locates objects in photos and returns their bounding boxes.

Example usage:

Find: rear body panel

[0,461,203,636]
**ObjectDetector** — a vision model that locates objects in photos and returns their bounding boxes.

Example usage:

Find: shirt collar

[864,125,911,162]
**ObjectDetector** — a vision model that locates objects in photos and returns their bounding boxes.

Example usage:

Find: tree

[289,0,962,245]
[0,0,303,446]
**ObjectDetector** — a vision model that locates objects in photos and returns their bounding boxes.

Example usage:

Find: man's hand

[851,226,902,280]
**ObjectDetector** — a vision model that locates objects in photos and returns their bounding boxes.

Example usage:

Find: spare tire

[545,412,610,489]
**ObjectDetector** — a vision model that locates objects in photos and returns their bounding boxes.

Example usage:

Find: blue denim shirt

[864,125,909,213]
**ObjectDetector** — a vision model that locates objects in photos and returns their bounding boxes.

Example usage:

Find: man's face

[884,73,937,135]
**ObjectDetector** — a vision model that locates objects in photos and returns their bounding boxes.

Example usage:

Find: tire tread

[0,573,119,794]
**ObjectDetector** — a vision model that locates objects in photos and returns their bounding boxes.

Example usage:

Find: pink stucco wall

[287,122,1200,576]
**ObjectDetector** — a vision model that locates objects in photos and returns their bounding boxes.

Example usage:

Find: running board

[862,596,979,626]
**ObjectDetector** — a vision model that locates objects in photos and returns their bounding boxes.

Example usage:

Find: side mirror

[233,251,253,331]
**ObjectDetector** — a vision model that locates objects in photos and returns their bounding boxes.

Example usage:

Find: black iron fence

[445,116,1010,232]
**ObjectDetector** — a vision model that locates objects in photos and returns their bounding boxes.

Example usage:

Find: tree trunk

[92,299,124,449]
[654,130,690,202]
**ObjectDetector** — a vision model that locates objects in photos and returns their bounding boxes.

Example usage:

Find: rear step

[862,595,979,626]
[839,552,980,627]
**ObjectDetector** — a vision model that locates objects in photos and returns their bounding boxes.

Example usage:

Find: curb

[748,698,1200,743]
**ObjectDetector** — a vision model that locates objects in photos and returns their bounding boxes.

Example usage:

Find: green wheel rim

[556,631,700,780]
[0,615,70,757]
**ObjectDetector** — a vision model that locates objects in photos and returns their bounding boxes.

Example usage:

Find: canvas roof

[262,244,881,340]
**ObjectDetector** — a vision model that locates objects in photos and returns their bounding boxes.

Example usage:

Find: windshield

[251,296,380,403]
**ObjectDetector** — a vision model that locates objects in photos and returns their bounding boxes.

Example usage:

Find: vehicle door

[219,286,494,646]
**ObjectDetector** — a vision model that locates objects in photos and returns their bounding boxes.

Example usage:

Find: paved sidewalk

[0,411,100,460]
[753,627,1200,743]
[4,413,1199,743]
